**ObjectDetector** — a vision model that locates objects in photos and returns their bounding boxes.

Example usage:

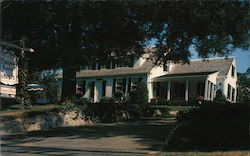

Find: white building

[0,42,19,100]
[71,53,237,103]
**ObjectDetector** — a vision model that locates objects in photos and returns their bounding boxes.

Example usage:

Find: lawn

[149,105,193,111]
[160,151,250,156]
[0,104,59,118]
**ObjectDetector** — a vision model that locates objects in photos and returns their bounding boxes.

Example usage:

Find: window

[231,65,235,77]
[227,84,231,99]
[114,78,127,93]
[77,80,86,94]
[104,62,110,69]
[91,63,96,70]
[111,61,115,69]
[131,77,142,90]
[163,65,169,72]
[116,79,124,91]
[97,63,101,70]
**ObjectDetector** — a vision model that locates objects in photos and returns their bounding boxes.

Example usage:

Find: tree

[129,82,148,117]
[2,1,148,100]
[2,1,249,100]
[237,68,250,103]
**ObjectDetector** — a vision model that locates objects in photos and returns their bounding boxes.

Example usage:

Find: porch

[152,72,218,101]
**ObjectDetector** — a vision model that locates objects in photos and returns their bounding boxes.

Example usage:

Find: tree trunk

[61,66,76,101]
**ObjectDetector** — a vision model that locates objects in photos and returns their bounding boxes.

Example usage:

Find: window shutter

[113,79,116,95]
[123,78,126,93]
[128,78,131,93]
[82,80,86,94]
[102,81,106,96]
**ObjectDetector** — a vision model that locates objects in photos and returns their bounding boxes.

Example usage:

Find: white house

[0,42,19,100]
[71,52,237,103]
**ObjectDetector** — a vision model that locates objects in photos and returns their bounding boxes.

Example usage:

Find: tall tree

[237,68,250,103]
[2,1,249,100]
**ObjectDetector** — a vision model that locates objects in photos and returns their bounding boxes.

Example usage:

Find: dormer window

[231,65,235,77]
[164,65,169,72]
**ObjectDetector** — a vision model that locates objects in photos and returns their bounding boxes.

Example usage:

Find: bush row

[60,82,149,122]
[165,101,250,151]
[176,102,249,122]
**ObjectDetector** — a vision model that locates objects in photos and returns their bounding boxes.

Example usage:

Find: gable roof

[76,59,154,78]
[169,57,234,76]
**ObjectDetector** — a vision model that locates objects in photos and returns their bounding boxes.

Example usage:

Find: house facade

[70,53,237,103]
[0,42,19,100]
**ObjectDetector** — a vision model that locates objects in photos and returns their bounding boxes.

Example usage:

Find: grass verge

[0,104,59,118]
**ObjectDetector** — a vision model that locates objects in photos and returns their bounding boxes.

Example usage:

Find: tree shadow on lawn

[1,117,177,152]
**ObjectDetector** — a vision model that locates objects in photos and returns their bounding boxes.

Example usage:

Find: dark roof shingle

[169,57,234,76]
[76,59,154,78]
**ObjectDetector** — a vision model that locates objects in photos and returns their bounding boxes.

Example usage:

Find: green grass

[149,105,193,112]
[0,104,60,118]
[159,151,250,156]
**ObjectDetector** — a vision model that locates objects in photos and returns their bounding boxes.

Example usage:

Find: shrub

[158,98,168,105]
[166,102,250,151]
[114,90,124,102]
[100,97,114,104]
[213,89,227,103]
[79,97,91,105]
[59,97,90,116]
[168,99,188,106]
[128,81,148,117]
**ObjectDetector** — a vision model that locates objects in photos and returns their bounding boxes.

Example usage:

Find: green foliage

[237,68,250,103]
[100,97,114,104]
[28,70,59,104]
[157,98,168,105]
[167,102,249,151]
[128,82,148,117]
[114,90,124,102]
[3,1,249,99]
[176,102,249,122]
[213,89,227,103]
[59,96,85,114]
[16,50,31,108]
[85,103,129,123]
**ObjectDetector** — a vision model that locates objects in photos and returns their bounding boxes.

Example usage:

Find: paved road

[1,117,176,156]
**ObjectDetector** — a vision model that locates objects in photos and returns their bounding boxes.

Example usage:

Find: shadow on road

[1,117,176,155]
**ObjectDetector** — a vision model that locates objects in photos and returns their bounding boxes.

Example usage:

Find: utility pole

[16,37,31,108]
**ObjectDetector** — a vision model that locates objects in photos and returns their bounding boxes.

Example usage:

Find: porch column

[207,81,211,101]
[167,81,171,101]
[185,80,189,101]
[204,80,208,100]
[94,81,97,102]
[211,83,215,101]
[229,86,233,102]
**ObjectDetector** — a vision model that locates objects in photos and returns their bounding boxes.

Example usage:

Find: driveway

[1,117,176,156]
